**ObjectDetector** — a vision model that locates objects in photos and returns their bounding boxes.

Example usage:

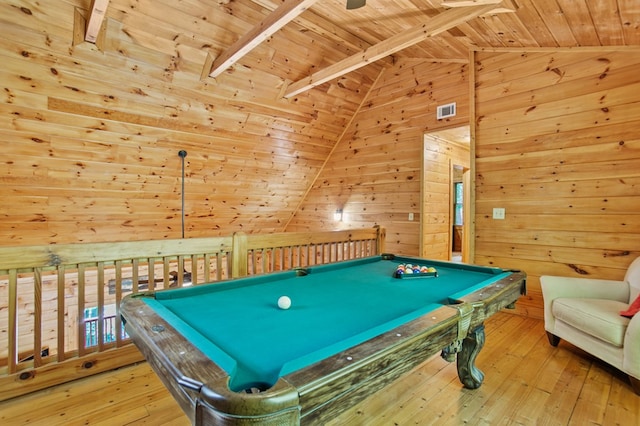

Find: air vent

[437,102,456,119]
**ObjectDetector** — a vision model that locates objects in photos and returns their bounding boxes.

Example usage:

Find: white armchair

[541,257,640,395]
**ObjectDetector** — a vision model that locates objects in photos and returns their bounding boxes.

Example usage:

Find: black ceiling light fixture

[346,0,366,10]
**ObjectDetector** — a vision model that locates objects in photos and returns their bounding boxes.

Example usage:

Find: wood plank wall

[286,59,472,257]
[472,48,640,319]
[0,0,381,246]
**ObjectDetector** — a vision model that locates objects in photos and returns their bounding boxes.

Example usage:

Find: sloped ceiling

[102,0,639,76]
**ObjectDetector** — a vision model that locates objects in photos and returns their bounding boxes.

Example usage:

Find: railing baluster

[148,259,155,292]
[204,253,211,283]
[177,256,184,287]
[97,262,105,352]
[115,260,124,346]
[216,253,222,281]
[191,254,198,285]
[33,268,43,367]
[78,264,86,357]
[57,266,66,362]
[163,258,171,289]
[7,269,18,374]
[132,259,140,294]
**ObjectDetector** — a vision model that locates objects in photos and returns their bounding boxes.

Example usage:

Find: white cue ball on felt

[277,296,291,310]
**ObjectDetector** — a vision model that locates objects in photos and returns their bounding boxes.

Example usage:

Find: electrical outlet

[408,213,414,221]
[492,208,505,220]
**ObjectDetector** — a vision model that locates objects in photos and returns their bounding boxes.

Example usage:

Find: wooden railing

[0,227,385,401]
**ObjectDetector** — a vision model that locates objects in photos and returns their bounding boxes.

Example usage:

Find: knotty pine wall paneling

[287,59,472,256]
[473,48,640,319]
[0,0,380,246]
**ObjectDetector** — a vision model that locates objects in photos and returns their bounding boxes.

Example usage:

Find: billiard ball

[278,296,291,310]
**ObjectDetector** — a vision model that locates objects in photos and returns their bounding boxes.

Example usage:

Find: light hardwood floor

[1,313,638,425]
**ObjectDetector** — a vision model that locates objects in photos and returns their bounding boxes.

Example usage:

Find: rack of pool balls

[394,263,438,278]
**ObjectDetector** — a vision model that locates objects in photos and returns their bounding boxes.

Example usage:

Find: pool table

[120,254,525,425]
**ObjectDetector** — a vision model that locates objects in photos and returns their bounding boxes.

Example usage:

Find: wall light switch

[408,213,414,221]
[492,208,505,220]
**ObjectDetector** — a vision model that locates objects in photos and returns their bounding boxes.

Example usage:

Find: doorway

[421,126,470,262]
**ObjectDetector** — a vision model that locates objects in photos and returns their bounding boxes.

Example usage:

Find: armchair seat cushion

[552,298,630,347]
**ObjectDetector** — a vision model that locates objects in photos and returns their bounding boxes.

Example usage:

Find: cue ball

[277,296,291,310]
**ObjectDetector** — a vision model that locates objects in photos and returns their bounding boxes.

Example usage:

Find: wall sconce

[334,209,343,221]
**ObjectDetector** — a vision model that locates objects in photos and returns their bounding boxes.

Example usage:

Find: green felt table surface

[142,255,509,391]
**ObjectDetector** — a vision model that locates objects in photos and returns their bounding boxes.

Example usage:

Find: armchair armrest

[540,276,629,302]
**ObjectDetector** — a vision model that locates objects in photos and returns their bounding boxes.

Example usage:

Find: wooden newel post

[231,232,248,278]
[374,225,386,255]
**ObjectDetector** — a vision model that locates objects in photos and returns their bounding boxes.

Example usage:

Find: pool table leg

[456,324,485,389]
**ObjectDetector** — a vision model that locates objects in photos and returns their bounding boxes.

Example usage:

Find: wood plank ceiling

[88,0,639,87]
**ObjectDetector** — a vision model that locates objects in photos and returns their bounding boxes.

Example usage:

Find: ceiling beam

[85,0,110,43]
[440,0,502,6]
[283,3,502,98]
[206,0,321,79]
[442,0,517,13]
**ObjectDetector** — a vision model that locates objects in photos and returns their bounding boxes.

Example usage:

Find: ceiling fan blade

[346,0,366,10]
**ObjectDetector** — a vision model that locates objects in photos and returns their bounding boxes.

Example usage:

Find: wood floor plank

[602,373,640,425]
[125,394,192,425]
[569,362,613,426]
[410,316,539,424]
[0,364,186,426]
[326,353,460,424]
[10,371,164,424]
[541,351,592,425]
[92,406,153,426]
[0,313,638,426]
[455,319,550,424]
